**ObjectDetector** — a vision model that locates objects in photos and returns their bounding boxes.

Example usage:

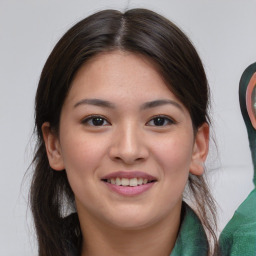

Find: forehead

[67,51,176,102]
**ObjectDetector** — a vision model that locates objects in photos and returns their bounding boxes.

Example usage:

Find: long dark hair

[31,8,218,256]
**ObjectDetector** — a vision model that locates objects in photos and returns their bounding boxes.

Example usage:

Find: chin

[102,208,161,231]
[109,217,154,231]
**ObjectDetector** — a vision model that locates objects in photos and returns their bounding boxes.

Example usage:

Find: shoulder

[171,202,209,256]
[219,189,256,256]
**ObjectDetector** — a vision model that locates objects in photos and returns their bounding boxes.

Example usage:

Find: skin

[42,51,209,256]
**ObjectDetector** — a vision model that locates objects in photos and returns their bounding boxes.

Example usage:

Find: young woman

[30,8,218,256]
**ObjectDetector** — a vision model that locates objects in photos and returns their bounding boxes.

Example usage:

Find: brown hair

[31,8,218,255]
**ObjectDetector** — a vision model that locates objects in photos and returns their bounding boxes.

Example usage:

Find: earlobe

[189,123,209,176]
[246,72,256,130]
[41,122,65,171]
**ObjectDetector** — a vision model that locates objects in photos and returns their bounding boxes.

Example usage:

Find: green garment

[171,202,208,256]
[219,62,256,255]
[219,189,256,255]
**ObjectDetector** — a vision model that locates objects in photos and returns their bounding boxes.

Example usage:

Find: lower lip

[104,182,155,196]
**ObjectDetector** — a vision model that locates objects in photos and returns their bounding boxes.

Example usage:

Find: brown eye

[153,117,166,126]
[82,116,110,126]
[147,116,175,126]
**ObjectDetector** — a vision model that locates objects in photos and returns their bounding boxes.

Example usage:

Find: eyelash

[81,115,111,126]
[81,115,176,127]
[146,115,176,127]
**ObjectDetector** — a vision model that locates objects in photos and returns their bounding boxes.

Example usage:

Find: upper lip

[101,171,157,181]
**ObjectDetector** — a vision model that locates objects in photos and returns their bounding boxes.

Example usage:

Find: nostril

[109,141,149,164]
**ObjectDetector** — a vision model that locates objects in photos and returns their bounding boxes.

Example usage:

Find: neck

[78,205,181,256]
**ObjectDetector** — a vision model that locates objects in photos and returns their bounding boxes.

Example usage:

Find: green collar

[171,202,208,256]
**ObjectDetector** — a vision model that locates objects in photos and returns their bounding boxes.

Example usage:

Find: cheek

[60,134,110,203]
[151,134,194,195]
[59,132,110,180]
[153,135,194,172]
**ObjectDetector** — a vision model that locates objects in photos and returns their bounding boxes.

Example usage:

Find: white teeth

[116,177,122,186]
[143,179,148,184]
[138,178,143,185]
[106,177,153,186]
[129,178,138,187]
[121,178,129,186]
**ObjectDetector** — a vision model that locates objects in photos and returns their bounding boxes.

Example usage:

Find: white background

[1,0,256,255]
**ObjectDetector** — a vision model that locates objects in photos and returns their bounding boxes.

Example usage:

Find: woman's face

[43,51,208,230]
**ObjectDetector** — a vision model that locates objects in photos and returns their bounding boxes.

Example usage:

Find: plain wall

[1,0,256,255]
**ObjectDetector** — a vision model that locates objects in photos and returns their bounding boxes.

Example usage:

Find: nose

[109,122,149,165]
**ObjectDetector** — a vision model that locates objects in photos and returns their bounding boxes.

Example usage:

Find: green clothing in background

[219,62,256,255]
[220,189,256,255]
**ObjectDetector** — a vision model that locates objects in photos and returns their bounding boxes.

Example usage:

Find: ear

[41,122,65,171]
[246,72,256,130]
[189,123,209,176]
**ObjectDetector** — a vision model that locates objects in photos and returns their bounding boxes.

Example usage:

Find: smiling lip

[101,171,157,196]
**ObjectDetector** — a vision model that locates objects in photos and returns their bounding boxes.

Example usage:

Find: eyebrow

[74,98,183,111]
[74,98,115,108]
[140,99,183,111]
